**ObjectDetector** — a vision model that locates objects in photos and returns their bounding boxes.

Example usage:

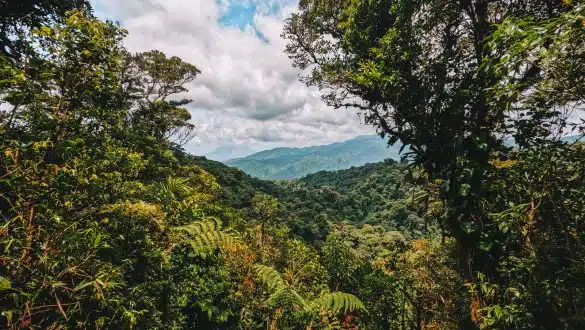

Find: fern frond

[172,218,238,255]
[163,176,193,195]
[266,288,307,310]
[255,265,310,311]
[254,264,286,291]
[410,189,431,205]
[174,217,221,235]
[290,288,309,311]
[311,292,365,314]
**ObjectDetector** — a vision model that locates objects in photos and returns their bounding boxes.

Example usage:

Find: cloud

[92,0,373,154]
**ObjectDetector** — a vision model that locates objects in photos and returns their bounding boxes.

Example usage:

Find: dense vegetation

[186,154,427,245]
[1,0,584,329]
[283,0,585,328]
[225,135,402,179]
[277,160,433,243]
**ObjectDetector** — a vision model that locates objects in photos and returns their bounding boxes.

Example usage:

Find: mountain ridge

[203,145,257,161]
[225,135,403,180]
[224,134,584,180]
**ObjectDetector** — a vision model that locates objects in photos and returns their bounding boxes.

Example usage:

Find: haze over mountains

[224,135,403,179]
[221,134,583,180]
[203,145,257,162]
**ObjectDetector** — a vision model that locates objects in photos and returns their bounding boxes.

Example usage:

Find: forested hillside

[204,145,257,162]
[225,135,402,179]
[1,1,585,329]
[185,154,429,244]
[278,161,434,242]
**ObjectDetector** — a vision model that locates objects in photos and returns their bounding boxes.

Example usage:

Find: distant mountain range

[224,135,402,180]
[203,145,257,162]
[221,134,583,180]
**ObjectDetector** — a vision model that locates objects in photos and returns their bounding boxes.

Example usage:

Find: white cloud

[93,0,372,155]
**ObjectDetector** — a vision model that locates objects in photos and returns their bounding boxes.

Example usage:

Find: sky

[91,0,373,157]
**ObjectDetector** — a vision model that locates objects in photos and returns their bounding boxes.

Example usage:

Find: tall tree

[282,0,568,277]
[125,50,200,145]
[0,12,208,327]
[284,1,585,327]
[0,0,91,60]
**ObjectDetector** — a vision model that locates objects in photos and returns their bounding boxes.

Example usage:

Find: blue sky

[94,0,287,34]
[217,0,296,41]
[218,1,267,41]
[219,2,259,30]
[91,0,371,158]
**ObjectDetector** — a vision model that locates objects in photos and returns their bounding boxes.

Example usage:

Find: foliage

[284,0,585,328]
[0,11,233,329]
[397,239,471,329]
[187,155,429,245]
[0,0,91,60]
[2,1,584,329]
[277,161,433,243]
[321,224,469,329]
[254,264,364,329]
[177,154,282,208]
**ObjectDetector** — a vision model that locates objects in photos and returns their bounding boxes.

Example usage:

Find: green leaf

[459,183,471,196]
[0,276,11,291]
[74,281,93,291]
[479,241,493,252]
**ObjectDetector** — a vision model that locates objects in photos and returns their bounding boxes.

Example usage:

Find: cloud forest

[1,0,584,329]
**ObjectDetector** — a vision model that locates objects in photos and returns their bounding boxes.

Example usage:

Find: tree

[283,0,570,277]
[125,50,200,145]
[251,192,280,247]
[284,0,585,327]
[0,11,213,328]
[0,0,91,60]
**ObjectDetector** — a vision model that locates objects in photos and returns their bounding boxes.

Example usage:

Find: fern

[254,264,364,316]
[254,265,286,291]
[162,176,193,196]
[266,288,307,310]
[172,217,237,256]
[311,292,365,313]
[255,265,308,311]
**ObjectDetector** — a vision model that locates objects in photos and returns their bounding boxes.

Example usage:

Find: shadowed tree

[282,0,567,278]
[125,50,201,145]
[0,0,91,60]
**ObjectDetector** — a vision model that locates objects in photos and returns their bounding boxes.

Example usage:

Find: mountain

[503,134,583,147]
[177,154,283,208]
[225,135,403,180]
[181,153,429,242]
[275,161,432,242]
[203,145,257,162]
